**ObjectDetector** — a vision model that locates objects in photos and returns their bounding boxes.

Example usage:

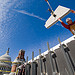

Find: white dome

[0,50,11,68]
[0,50,11,61]
[0,54,11,61]
[0,49,11,75]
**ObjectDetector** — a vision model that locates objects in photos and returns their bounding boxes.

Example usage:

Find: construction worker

[58,10,75,35]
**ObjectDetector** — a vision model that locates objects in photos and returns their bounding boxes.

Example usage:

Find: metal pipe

[39,49,43,75]
[47,42,55,75]
[64,47,75,71]
[31,51,37,75]
[43,58,46,75]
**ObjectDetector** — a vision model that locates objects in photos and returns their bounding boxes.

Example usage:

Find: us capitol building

[0,49,11,75]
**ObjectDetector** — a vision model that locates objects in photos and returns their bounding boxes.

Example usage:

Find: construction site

[0,0,75,75]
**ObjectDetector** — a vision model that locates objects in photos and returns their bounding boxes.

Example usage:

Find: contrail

[14,9,46,21]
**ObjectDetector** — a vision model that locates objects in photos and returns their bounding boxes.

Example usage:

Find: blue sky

[0,0,75,61]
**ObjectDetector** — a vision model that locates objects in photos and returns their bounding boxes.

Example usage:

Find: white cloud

[14,9,46,21]
[0,0,18,52]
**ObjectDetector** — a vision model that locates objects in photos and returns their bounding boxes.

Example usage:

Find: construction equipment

[44,5,71,28]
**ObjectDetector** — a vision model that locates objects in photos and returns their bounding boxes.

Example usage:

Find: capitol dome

[0,50,11,61]
[0,49,11,75]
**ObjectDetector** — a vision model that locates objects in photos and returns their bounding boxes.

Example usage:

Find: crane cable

[45,0,56,17]
[45,0,53,11]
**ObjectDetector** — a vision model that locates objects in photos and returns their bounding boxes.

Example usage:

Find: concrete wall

[32,40,75,75]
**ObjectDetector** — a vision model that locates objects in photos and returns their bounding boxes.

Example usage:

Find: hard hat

[66,18,71,22]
